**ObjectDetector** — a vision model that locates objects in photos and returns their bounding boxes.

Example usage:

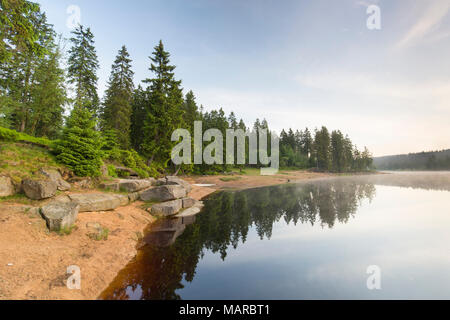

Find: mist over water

[101,172,450,300]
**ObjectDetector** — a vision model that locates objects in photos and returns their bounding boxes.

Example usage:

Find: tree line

[0,0,373,177]
[373,149,450,171]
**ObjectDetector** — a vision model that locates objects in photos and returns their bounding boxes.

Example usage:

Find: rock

[99,182,120,192]
[116,194,129,206]
[118,179,152,192]
[175,205,202,218]
[175,202,204,218]
[165,176,192,193]
[40,202,80,231]
[68,193,128,212]
[22,179,57,200]
[150,199,182,216]
[182,197,198,208]
[139,185,187,202]
[69,177,93,189]
[128,192,140,202]
[147,177,157,186]
[86,222,109,241]
[156,178,167,186]
[38,168,71,191]
[0,176,15,197]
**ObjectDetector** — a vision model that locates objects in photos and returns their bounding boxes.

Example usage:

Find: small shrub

[107,164,118,178]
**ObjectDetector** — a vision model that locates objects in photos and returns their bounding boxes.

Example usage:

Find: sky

[37,0,450,157]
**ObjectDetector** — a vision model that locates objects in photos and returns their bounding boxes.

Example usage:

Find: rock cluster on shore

[1,169,203,233]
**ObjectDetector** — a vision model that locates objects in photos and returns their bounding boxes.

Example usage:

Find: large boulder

[118,179,152,192]
[175,201,204,218]
[38,169,71,191]
[100,179,154,193]
[22,179,57,200]
[40,202,80,231]
[0,176,15,197]
[68,193,129,212]
[163,176,192,193]
[139,185,187,202]
[150,199,182,216]
[181,197,198,208]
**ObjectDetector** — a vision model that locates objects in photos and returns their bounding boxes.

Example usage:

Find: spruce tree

[182,90,200,133]
[55,107,103,177]
[130,85,147,153]
[314,126,331,171]
[100,45,134,149]
[141,40,184,167]
[67,25,99,115]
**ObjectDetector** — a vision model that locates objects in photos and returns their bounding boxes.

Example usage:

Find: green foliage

[0,126,53,147]
[57,225,78,236]
[54,107,103,177]
[107,164,118,178]
[0,6,67,138]
[88,227,109,241]
[0,0,42,64]
[141,40,184,168]
[100,46,134,149]
[68,25,99,115]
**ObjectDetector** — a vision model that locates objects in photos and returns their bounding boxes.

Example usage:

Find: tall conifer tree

[67,25,99,115]
[100,45,134,149]
[141,40,183,167]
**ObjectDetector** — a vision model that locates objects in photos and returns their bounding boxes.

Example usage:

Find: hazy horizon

[37,0,450,157]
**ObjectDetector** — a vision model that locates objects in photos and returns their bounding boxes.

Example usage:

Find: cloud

[396,0,450,49]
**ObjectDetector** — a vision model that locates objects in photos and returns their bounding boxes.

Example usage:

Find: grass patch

[87,227,109,241]
[220,176,242,182]
[57,225,78,236]
[0,141,63,181]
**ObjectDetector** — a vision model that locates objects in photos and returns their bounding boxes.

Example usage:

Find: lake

[100,172,450,300]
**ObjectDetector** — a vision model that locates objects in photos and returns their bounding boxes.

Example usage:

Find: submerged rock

[40,202,80,231]
[22,179,57,200]
[139,185,187,202]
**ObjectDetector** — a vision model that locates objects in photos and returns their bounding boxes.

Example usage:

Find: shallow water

[100,172,450,300]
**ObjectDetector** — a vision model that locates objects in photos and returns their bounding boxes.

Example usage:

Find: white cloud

[396,0,450,49]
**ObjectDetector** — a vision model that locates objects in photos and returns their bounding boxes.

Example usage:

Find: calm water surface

[101,173,450,300]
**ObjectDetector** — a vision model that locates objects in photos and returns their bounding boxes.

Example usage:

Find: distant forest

[374,149,450,171]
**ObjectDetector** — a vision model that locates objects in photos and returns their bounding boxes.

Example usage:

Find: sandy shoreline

[0,170,332,300]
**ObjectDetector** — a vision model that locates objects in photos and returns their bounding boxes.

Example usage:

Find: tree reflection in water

[100,179,375,300]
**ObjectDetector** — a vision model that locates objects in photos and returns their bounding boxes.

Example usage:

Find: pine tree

[182,90,200,133]
[314,126,331,171]
[0,0,42,64]
[55,106,103,177]
[141,40,184,167]
[130,85,147,153]
[100,45,134,149]
[0,9,66,136]
[67,25,99,115]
